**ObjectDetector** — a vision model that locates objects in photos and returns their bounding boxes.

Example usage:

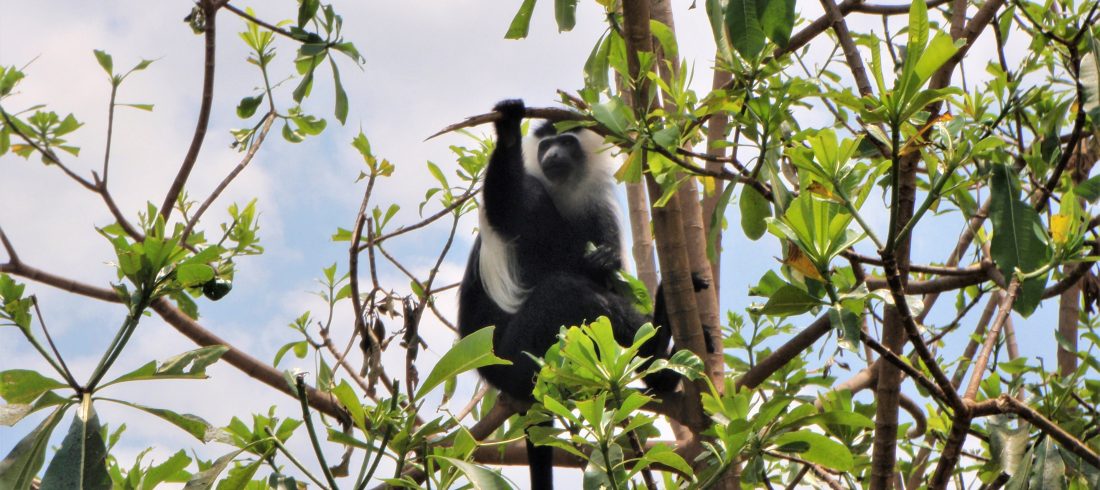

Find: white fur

[478,212,529,314]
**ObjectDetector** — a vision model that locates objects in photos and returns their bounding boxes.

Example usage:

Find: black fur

[457,99,683,489]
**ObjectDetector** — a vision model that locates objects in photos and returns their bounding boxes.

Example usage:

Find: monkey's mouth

[540,158,571,182]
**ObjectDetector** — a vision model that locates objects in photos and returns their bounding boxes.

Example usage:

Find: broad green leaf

[759,285,823,316]
[911,33,959,92]
[650,20,678,62]
[1029,437,1065,489]
[1081,33,1100,117]
[0,405,68,490]
[297,0,320,28]
[772,430,854,471]
[0,391,67,427]
[726,0,766,59]
[505,0,538,39]
[236,94,264,119]
[989,416,1028,476]
[141,450,191,490]
[415,326,510,400]
[705,0,735,63]
[829,305,861,352]
[1076,174,1100,203]
[93,50,113,75]
[215,458,262,490]
[988,164,1050,316]
[739,185,771,240]
[902,0,929,85]
[176,263,214,287]
[592,98,630,136]
[330,58,348,124]
[332,380,365,429]
[40,404,111,490]
[758,0,795,48]
[436,456,514,490]
[182,449,246,490]
[554,0,578,32]
[102,345,228,386]
[101,399,215,442]
[0,370,67,404]
[583,31,612,93]
[640,444,692,475]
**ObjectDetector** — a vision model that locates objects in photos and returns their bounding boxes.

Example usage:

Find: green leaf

[911,33,959,91]
[215,458,262,490]
[554,0,578,32]
[759,285,824,317]
[102,399,215,442]
[757,0,795,48]
[828,305,861,352]
[93,50,113,76]
[640,444,692,475]
[0,406,68,490]
[1029,437,1065,489]
[236,94,264,119]
[902,0,929,83]
[989,416,1028,476]
[330,57,348,125]
[1081,34,1100,117]
[1076,174,1100,203]
[725,0,766,59]
[297,0,320,28]
[583,31,612,94]
[592,98,629,136]
[414,326,510,400]
[988,164,1050,313]
[0,370,68,404]
[40,405,111,490]
[739,185,771,240]
[772,430,854,472]
[1,391,68,427]
[650,20,678,62]
[141,450,191,490]
[505,0,538,39]
[435,457,514,490]
[118,103,154,112]
[705,0,735,63]
[182,449,246,490]
[102,345,228,386]
[176,263,215,287]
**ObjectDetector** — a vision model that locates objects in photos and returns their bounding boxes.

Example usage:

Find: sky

[0,0,1068,487]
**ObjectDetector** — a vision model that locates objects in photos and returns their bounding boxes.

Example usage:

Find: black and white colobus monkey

[457,100,685,489]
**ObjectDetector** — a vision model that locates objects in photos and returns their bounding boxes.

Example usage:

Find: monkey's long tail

[527,422,554,490]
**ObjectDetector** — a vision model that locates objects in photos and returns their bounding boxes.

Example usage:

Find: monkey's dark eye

[202,278,233,300]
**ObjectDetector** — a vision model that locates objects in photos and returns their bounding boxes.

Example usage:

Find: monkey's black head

[536,133,587,184]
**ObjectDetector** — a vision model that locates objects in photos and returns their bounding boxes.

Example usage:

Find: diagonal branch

[159,0,220,220]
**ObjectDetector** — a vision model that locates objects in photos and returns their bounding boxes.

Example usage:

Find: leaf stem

[295,373,339,490]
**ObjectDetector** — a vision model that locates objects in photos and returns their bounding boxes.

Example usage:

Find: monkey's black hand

[691,272,710,292]
[493,99,526,145]
[583,244,622,277]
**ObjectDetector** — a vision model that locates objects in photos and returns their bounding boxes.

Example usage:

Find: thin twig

[182,111,276,240]
[31,296,78,388]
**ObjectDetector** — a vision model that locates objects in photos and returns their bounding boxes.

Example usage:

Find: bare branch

[159,1,220,220]
[182,111,276,240]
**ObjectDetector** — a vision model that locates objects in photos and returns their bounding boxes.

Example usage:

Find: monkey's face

[537,133,587,184]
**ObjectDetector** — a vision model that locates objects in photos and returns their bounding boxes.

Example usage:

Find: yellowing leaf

[783,242,824,281]
[806,182,837,201]
[1051,213,1071,245]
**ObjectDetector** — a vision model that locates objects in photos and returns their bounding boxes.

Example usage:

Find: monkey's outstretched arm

[482,100,534,237]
